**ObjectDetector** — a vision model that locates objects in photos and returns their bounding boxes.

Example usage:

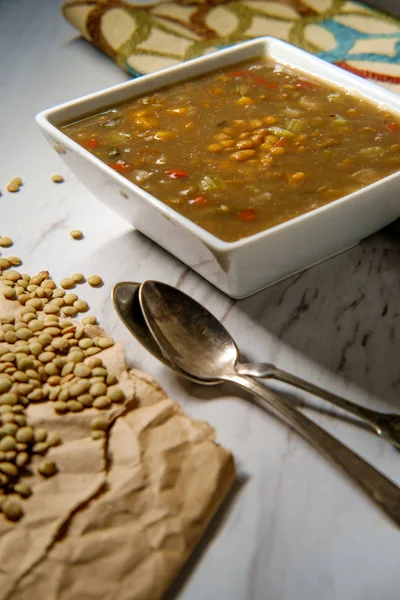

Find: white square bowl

[36,37,400,299]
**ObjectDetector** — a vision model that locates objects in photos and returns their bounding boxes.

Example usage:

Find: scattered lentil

[74,300,88,313]
[60,278,75,290]
[93,396,111,409]
[38,460,57,477]
[69,230,83,240]
[72,273,85,284]
[6,256,22,267]
[2,500,23,521]
[0,237,13,247]
[82,316,97,326]
[51,175,64,183]
[87,275,103,287]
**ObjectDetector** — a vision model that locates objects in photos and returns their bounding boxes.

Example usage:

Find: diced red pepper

[189,195,208,206]
[109,161,130,172]
[83,139,99,149]
[275,137,288,147]
[166,169,189,179]
[254,77,277,89]
[238,208,256,221]
[385,122,399,133]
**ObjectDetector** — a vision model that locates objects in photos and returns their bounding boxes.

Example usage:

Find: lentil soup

[62,58,400,242]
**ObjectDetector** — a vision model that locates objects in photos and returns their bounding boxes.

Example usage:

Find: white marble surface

[1,1,400,598]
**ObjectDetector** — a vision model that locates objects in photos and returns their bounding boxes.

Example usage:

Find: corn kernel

[207,144,223,153]
[263,116,277,125]
[236,97,254,106]
[270,146,286,156]
[154,131,174,140]
[290,172,306,183]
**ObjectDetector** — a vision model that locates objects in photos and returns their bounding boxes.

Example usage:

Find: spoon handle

[239,362,381,423]
[227,372,400,527]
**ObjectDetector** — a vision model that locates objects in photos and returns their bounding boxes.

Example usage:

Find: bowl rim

[36,36,400,253]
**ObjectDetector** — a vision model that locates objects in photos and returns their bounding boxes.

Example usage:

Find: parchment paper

[0,288,236,599]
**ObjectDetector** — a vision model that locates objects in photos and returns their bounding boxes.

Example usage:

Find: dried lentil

[51,174,64,183]
[87,275,103,287]
[69,230,83,240]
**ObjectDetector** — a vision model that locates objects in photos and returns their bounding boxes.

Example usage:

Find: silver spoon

[113,281,400,449]
[139,280,400,526]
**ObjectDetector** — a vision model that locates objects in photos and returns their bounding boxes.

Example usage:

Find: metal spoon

[139,280,400,526]
[113,281,400,449]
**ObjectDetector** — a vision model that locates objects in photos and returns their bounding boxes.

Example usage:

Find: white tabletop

[2,2,400,598]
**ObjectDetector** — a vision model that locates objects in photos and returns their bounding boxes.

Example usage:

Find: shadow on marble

[237,230,400,409]
[176,375,375,439]
[164,472,248,600]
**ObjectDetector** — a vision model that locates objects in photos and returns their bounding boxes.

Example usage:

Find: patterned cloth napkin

[63,0,400,92]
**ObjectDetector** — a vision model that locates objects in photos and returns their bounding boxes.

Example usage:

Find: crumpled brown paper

[0,288,236,600]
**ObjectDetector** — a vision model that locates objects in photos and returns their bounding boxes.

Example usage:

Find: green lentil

[70,230,83,240]
[74,300,89,313]
[87,275,103,287]
[62,306,78,317]
[63,293,78,305]
[60,278,75,290]
[0,462,18,476]
[52,289,65,298]
[108,387,125,403]
[82,315,97,326]
[68,380,89,397]
[16,427,34,444]
[38,460,57,477]
[34,428,47,443]
[68,350,85,364]
[78,393,93,407]
[93,396,111,409]
[15,452,29,467]
[14,483,32,498]
[74,363,91,378]
[32,442,48,455]
[67,400,83,412]
[54,401,68,414]
[0,379,12,394]
[0,393,18,405]
[2,500,23,521]
[0,237,13,248]
[43,303,60,315]
[96,337,114,349]
[72,273,85,283]
[0,436,16,451]
[91,416,108,431]
[38,352,55,363]
[2,287,16,300]
[85,347,102,357]
[46,433,61,447]
[78,338,93,350]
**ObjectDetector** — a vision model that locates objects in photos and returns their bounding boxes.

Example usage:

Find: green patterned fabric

[63,0,400,92]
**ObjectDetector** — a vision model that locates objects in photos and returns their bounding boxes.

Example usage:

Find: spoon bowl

[112,281,221,385]
[138,281,239,381]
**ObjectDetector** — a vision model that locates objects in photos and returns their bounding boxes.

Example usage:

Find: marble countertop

[1,1,400,598]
